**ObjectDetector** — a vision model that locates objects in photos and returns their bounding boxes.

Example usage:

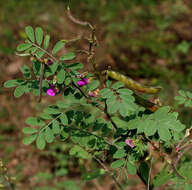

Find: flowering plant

[3,9,192,190]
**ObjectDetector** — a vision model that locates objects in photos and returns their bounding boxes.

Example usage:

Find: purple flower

[46,85,58,96]
[47,59,54,65]
[77,78,89,87]
[125,139,135,148]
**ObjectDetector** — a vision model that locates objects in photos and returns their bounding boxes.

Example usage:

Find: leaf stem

[30,42,57,62]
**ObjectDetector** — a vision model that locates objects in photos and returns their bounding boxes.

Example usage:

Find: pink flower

[46,85,58,96]
[88,91,95,97]
[125,139,134,148]
[77,78,89,87]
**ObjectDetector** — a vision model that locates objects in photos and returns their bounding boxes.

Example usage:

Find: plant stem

[93,156,124,190]
[147,157,153,190]
[70,126,115,147]
[31,42,57,62]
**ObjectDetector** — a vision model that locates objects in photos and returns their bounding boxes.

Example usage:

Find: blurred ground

[1,0,192,189]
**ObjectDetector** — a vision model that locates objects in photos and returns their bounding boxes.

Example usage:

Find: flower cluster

[47,75,95,98]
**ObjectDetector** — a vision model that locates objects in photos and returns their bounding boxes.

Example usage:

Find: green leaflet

[23,134,37,145]
[20,65,31,79]
[26,117,45,126]
[44,34,50,49]
[35,27,44,46]
[57,68,66,84]
[82,169,106,181]
[14,85,26,97]
[69,145,91,159]
[111,159,126,169]
[22,127,38,134]
[4,79,25,88]
[60,52,75,61]
[25,26,35,42]
[52,41,65,55]
[36,133,46,150]
[45,127,54,143]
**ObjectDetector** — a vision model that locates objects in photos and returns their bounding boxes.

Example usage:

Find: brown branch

[67,6,94,30]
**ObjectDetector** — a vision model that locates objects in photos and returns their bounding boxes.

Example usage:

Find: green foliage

[20,65,32,79]
[100,83,137,117]
[70,145,91,159]
[153,169,172,187]
[177,41,190,54]
[127,161,137,175]
[138,162,149,184]
[4,24,192,189]
[111,160,126,169]
[123,106,185,142]
[82,169,106,180]
[175,90,192,107]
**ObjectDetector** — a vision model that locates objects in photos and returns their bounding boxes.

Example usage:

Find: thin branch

[179,142,192,151]
[173,146,192,170]
[75,49,89,55]
[39,113,64,133]
[70,126,114,147]
[30,42,57,62]
[67,6,94,30]
[147,157,153,190]
[171,163,185,179]
[93,156,124,190]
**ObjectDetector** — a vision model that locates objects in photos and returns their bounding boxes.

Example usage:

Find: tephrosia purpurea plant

[3,8,192,190]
